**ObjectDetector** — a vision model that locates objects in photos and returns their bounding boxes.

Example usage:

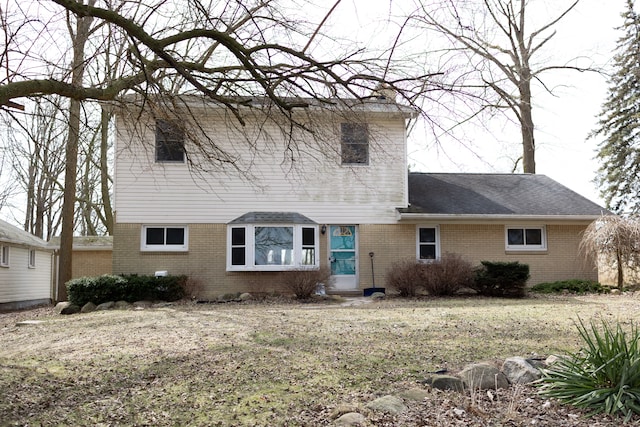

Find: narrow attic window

[0,245,8,267]
[28,249,36,268]
[155,119,185,162]
[341,123,369,164]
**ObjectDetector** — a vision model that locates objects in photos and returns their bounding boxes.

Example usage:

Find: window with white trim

[341,123,369,164]
[28,249,36,268]
[155,119,185,162]
[0,245,8,267]
[505,226,546,250]
[141,226,188,251]
[417,225,440,261]
[228,225,319,271]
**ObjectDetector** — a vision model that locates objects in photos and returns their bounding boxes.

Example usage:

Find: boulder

[133,300,153,309]
[370,292,386,300]
[81,302,97,313]
[502,357,542,384]
[421,375,465,392]
[398,387,430,401]
[239,292,252,301]
[334,412,366,426]
[115,300,131,309]
[96,301,115,311]
[459,363,509,390]
[365,395,407,415]
[55,302,80,315]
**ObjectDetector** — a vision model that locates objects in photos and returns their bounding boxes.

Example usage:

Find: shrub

[422,253,474,296]
[386,259,424,297]
[66,274,186,306]
[279,267,333,299]
[538,319,640,421]
[471,261,530,298]
[531,279,610,295]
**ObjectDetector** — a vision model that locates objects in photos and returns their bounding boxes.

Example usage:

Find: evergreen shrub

[471,261,530,298]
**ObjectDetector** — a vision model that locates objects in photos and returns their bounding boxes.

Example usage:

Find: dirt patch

[0,294,638,426]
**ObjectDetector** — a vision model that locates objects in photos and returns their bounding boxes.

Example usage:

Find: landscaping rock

[133,301,153,309]
[115,300,131,309]
[398,387,430,401]
[81,302,96,313]
[96,301,115,311]
[459,363,509,390]
[502,357,542,384]
[152,302,173,308]
[56,302,80,315]
[239,292,252,301]
[421,375,465,392]
[370,292,386,300]
[54,301,70,314]
[334,412,366,426]
[365,395,407,415]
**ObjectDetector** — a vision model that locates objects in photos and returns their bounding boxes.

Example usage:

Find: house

[49,236,113,298]
[112,96,606,297]
[0,219,53,310]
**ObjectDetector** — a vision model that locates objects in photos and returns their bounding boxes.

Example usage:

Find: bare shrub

[280,267,334,299]
[423,253,474,296]
[386,259,425,297]
[182,276,205,300]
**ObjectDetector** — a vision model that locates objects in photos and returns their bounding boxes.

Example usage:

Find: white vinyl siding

[0,246,51,303]
[114,112,408,225]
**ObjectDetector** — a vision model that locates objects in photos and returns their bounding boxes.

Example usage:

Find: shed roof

[401,173,608,220]
[0,219,50,249]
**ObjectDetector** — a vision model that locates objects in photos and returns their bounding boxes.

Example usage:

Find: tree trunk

[100,107,114,235]
[57,1,94,301]
[616,247,624,289]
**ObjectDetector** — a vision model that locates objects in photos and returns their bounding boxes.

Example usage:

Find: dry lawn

[0,294,639,426]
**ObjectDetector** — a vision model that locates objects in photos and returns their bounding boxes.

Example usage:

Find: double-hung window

[155,119,185,162]
[417,226,440,261]
[141,226,188,251]
[341,123,369,164]
[228,225,319,271]
[505,226,546,251]
[0,245,8,267]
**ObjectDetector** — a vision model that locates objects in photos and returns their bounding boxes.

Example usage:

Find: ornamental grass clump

[538,318,640,422]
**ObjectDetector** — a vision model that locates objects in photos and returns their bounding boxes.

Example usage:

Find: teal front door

[329,225,358,290]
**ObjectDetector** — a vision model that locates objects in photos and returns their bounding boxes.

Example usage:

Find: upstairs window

[228,225,318,271]
[506,226,546,251]
[417,226,440,261]
[155,119,185,162]
[28,249,36,268]
[0,245,8,267]
[141,225,188,251]
[341,123,369,164]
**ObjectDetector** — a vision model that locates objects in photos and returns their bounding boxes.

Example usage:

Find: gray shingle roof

[0,219,50,248]
[402,173,608,218]
[229,212,317,224]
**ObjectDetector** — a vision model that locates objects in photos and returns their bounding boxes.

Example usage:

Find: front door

[329,225,358,290]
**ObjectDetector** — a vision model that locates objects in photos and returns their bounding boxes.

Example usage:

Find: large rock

[96,301,115,311]
[421,375,465,392]
[459,363,509,390]
[365,395,407,415]
[334,412,366,426]
[55,301,80,315]
[115,300,131,309]
[81,302,96,313]
[502,357,542,384]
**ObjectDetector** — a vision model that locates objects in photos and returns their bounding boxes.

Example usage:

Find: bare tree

[0,0,434,297]
[580,215,640,289]
[411,0,592,173]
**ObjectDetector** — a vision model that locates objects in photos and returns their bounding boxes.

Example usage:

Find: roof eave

[396,212,603,223]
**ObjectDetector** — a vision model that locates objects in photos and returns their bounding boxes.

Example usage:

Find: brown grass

[1,294,639,426]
